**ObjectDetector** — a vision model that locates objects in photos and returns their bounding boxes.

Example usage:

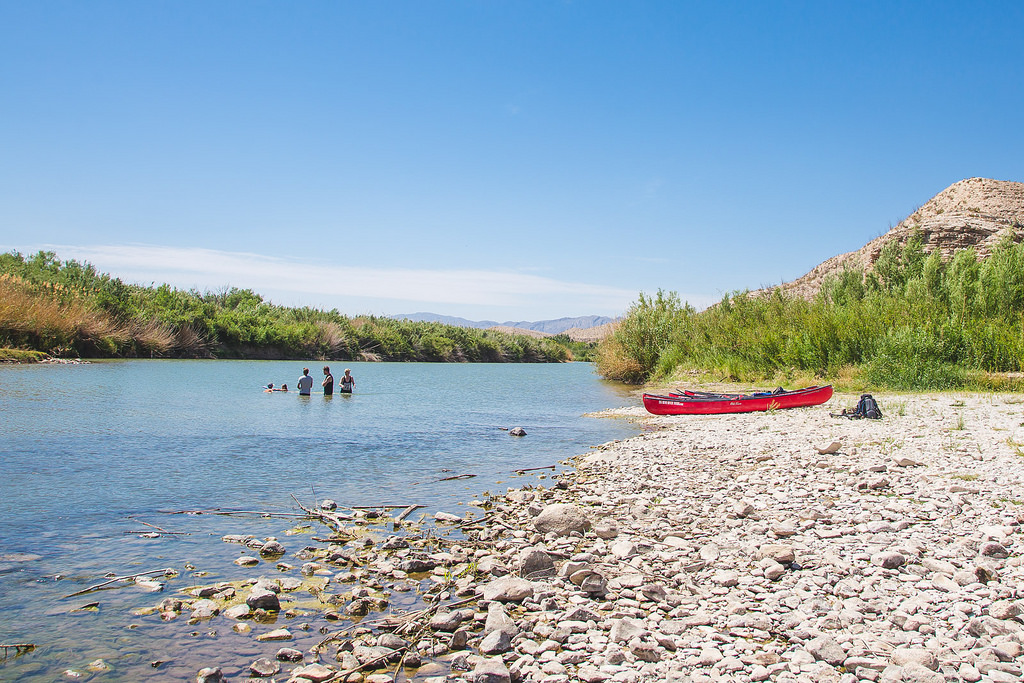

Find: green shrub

[597,238,1024,391]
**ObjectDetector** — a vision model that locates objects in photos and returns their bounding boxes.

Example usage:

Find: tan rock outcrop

[768,177,1024,300]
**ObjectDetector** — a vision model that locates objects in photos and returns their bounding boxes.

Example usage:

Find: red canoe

[642,385,833,415]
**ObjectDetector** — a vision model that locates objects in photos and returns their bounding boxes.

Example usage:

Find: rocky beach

[135,391,1024,683]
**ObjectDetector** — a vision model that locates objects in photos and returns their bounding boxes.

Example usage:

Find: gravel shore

[433,392,1024,683]
[182,392,1024,683]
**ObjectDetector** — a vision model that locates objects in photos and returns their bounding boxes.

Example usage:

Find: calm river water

[0,360,638,681]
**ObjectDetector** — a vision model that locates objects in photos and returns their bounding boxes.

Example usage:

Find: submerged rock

[245,586,280,611]
[248,657,280,677]
[195,667,224,683]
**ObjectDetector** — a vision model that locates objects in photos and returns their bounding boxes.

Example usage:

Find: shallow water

[0,360,638,681]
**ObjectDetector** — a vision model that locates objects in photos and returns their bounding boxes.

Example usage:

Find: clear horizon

[2,2,1022,319]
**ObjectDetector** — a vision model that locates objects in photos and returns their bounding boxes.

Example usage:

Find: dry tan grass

[133,320,176,355]
[173,325,212,356]
[0,276,128,352]
[314,321,348,355]
[594,336,646,384]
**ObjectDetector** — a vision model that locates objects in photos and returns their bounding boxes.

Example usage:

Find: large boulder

[532,503,591,537]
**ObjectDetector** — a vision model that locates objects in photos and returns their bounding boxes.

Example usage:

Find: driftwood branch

[395,505,423,522]
[292,495,353,535]
[162,509,308,518]
[351,504,418,510]
[438,473,476,481]
[62,568,175,599]
[0,643,36,655]
[126,518,174,533]
[514,464,556,473]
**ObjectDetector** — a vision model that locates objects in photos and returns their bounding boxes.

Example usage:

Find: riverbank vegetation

[597,235,1024,391]
[0,251,573,362]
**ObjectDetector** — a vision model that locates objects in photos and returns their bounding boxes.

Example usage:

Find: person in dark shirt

[322,366,334,396]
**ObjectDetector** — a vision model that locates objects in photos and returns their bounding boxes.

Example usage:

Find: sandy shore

[158,392,1024,683]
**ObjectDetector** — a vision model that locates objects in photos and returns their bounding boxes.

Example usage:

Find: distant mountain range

[394,313,617,336]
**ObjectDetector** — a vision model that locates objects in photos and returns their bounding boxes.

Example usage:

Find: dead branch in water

[291,495,353,535]
[395,505,423,522]
[350,504,416,510]
[161,508,308,518]
[437,473,476,481]
[125,518,174,533]
[62,568,175,598]
[514,464,556,473]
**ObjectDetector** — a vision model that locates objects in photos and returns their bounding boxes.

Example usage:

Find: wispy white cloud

[23,243,642,317]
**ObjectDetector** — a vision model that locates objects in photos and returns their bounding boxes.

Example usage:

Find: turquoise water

[0,360,638,681]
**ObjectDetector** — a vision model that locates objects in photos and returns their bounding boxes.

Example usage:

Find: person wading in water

[322,366,334,396]
[340,369,355,394]
[297,368,313,396]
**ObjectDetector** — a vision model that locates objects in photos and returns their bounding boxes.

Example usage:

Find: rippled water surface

[0,360,638,681]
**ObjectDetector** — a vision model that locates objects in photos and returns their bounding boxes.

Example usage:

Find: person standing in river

[340,368,355,394]
[296,367,313,396]
[322,366,334,396]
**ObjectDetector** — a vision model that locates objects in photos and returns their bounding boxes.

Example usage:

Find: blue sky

[2,1,1022,320]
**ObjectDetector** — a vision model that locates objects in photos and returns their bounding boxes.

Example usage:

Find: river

[0,360,639,681]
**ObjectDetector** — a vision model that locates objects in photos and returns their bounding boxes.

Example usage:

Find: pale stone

[757,543,795,564]
[481,577,534,603]
[533,503,592,536]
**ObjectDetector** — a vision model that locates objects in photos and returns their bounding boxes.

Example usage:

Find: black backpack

[834,394,882,419]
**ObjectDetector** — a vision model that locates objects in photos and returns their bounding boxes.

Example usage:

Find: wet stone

[195,667,224,683]
[290,663,336,682]
[276,647,304,662]
[429,609,465,632]
[259,540,286,557]
[255,628,291,642]
[248,657,280,677]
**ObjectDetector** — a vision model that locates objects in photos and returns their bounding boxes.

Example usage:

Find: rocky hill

[771,177,1024,299]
